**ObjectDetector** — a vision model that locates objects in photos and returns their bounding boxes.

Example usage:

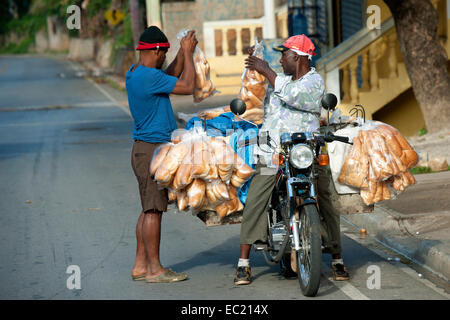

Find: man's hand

[180,30,198,54]
[245,56,269,74]
[245,55,277,87]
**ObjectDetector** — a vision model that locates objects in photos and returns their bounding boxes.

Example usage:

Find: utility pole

[129,0,142,49]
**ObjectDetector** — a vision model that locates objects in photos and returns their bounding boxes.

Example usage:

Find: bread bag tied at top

[337,121,418,205]
[176,29,217,103]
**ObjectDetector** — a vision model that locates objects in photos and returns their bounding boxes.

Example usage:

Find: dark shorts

[131,140,168,213]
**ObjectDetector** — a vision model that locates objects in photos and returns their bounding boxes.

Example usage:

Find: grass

[410,165,450,174]
[0,36,34,54]
[103,77,126,93]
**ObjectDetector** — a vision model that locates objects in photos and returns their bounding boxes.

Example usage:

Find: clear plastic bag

[337,120,419,205]
[237,39,267,123]
[176,29,218,103]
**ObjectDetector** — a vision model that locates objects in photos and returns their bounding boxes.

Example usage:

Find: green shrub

[410,166,432,174]
[418,127,428,136]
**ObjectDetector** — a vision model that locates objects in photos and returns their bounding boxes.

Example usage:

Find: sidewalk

[342,171,450,284]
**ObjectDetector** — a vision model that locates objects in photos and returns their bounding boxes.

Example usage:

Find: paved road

[0,55,448,300]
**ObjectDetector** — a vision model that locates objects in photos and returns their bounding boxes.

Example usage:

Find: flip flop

[145,269,188,283]
[131,273,146,281]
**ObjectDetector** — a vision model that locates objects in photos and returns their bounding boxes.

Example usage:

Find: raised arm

[165,46,185,77]
[172,31,197,95]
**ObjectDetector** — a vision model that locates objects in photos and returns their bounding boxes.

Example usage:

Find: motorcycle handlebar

[324,132,352,144]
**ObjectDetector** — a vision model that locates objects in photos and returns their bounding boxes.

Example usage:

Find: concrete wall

[372,88,426,137]
[161,0,264,60]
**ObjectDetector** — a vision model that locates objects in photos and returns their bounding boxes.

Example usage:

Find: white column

[263,0,276,39]
[325,67,341,106]
[146,0,162,28]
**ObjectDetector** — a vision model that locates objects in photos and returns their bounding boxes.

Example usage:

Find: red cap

[274,34,316,56]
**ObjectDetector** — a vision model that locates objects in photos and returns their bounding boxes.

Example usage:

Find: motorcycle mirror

[230,98,247,116]
[321,93,338,111]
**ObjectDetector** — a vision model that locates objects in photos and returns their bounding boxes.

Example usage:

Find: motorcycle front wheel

[296,204,322,297]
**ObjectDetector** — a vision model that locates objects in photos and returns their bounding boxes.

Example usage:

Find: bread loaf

[186,178,206,209]
[168,189,177,203]
[230,173,247,188]
[172,149,193,190]
[400,150,419,169]
[212,180,230,201]
[150,144,172,176]
[234,157,255,180]
[338,136,369,188]
[192,149,211,179]
[215,202,229,218]
[193,48,216,103]
[177,190,189,211]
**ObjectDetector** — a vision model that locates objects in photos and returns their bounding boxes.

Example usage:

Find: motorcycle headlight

[289,144,314,169]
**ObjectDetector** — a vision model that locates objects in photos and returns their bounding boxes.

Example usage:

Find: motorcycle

[230,93,352,297]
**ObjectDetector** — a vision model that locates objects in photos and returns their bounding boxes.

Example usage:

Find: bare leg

[142,210,167,277]
[131,212,147,277]
[240,244,251,259]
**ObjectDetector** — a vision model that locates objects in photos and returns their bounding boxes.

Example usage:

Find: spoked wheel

[296,204,322,297]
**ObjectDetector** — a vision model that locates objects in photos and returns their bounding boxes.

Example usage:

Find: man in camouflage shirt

[234,35,350,285]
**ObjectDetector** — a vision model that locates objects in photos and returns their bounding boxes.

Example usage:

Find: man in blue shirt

[126,26,197,283]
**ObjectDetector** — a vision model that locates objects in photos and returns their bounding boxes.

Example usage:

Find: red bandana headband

[136,41,170,50]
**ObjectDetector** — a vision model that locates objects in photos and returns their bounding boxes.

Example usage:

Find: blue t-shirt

[125,65,178,143]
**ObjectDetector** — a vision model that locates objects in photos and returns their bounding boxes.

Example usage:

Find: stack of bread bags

[150,129,255,219]
[337,121,419,205]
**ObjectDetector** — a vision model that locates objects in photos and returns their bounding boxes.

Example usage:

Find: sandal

[145,269,188,283]
[131,273,146,281]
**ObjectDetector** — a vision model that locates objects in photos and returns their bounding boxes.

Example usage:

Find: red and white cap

[273,34,316,60]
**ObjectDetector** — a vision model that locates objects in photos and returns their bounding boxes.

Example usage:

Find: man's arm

[165,47,185,77]
[172,31,197,95]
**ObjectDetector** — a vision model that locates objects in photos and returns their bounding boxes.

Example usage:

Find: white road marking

[0,101,122,111]
[67,60,131,117]
[86,77,131,117]
[322,262,370,300]
[0,118,130,127]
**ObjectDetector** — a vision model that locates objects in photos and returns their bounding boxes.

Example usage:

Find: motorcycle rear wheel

[296,204,322,297]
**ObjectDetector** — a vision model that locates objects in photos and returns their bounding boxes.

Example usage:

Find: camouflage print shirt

[254,67,325,167]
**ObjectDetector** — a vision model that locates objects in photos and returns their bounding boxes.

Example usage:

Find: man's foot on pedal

[234,266,252,285]
[332,263,349,281]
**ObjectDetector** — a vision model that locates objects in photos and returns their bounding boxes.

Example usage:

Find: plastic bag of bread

[337,119,419,205]
[237,39,267,124]
[176,29,217,103]
[193,46,218,102]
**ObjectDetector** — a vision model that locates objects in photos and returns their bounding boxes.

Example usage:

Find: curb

[342,206,450,283]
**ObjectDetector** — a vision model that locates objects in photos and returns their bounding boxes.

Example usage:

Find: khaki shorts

[131,140,168,213]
